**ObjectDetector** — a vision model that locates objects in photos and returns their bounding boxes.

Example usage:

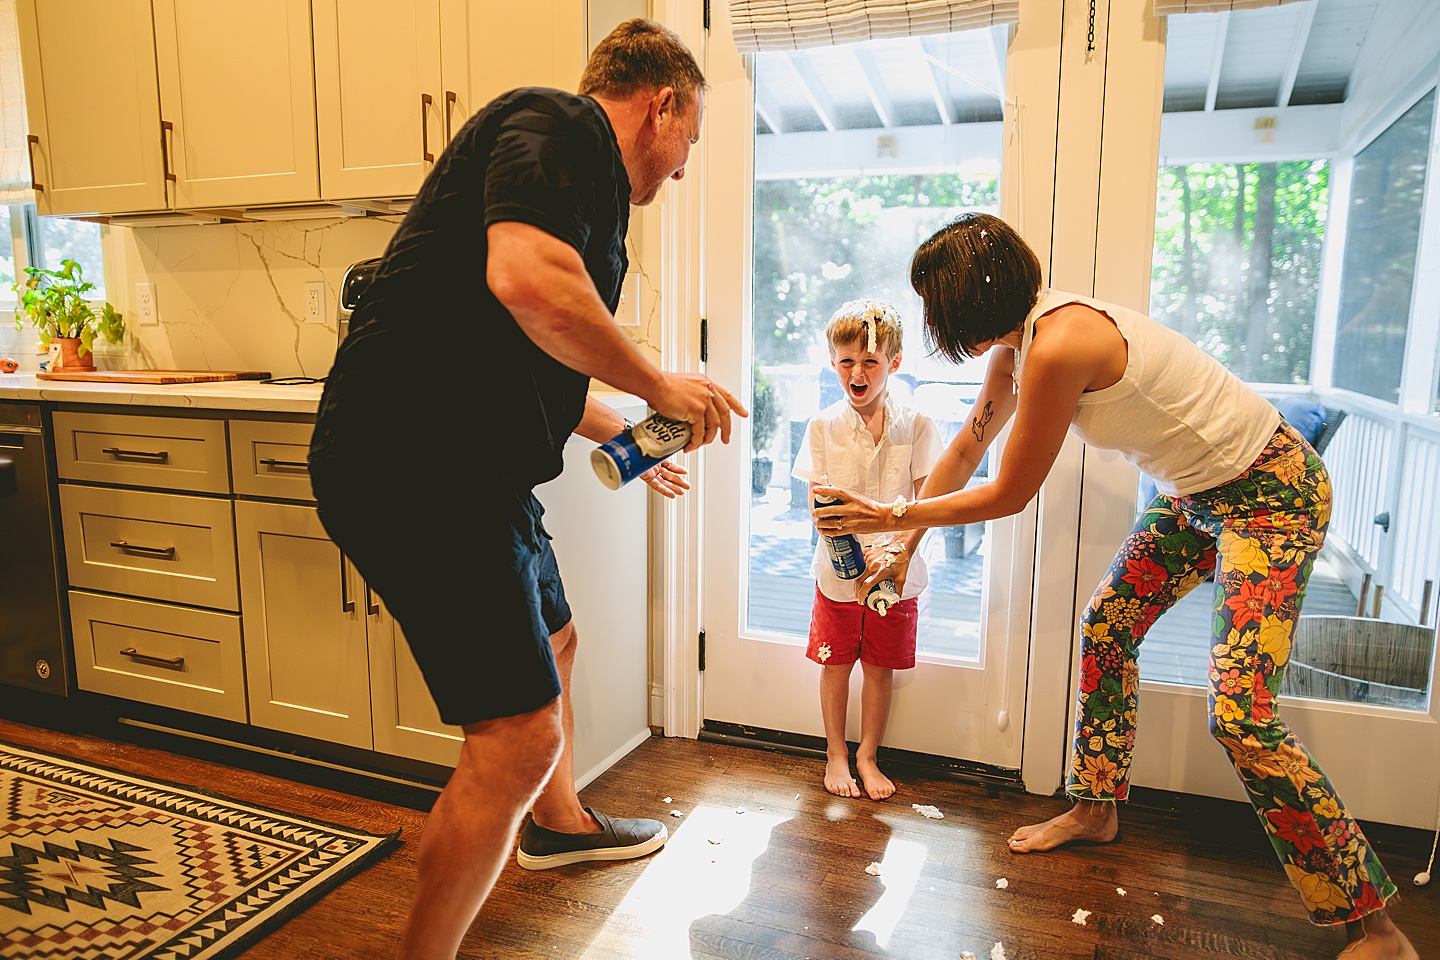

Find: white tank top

[1016,290,1280,497]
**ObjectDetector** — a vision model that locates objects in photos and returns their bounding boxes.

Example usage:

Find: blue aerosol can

[813,492,865,580]
[865,578,900,616]
[591,413,692,489]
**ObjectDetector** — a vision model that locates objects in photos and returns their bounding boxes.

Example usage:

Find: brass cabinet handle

[25,135,43,192]
[110,539,176,560]
[340,554,354,613]
[121,646,185,669]
[258,457,308,472]
[101,445,169,463]
[421,93,434,162]
[445,90,456,142]
[160,120,177,182]
[366,584,379,616]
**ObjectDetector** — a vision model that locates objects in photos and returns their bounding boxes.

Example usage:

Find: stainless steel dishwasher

[0,402,69,695]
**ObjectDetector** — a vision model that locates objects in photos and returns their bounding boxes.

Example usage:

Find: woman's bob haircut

[909,212,1044,363]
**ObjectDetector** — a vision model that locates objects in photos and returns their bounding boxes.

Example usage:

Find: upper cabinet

[152,0,320,209]
[314,0,585,202]
[17,0,320,217]
[18,0,587,216]
[439,0,587,143]
[16,0,167,215]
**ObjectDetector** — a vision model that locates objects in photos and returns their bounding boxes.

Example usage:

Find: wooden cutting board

[37,369,272,384]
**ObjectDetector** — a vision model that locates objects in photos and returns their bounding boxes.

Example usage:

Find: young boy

[792,299,943,800]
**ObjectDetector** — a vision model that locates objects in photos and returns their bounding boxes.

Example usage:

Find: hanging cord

[1417,800,1439,886]
[1087,0,1098,54]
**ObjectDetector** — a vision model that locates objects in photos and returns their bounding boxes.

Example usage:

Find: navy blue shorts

[310,463,572,727]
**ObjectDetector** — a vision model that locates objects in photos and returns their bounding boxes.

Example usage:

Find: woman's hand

[857,540,911,601]
[640,458,690,498]
[811,484,890,535]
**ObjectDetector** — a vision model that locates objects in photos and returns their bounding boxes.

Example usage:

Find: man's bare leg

[820,663,861,797]
[529,622,598,834]
[1339,909,1419,959]
[855,662,895,800]
[1008,799,1119,853]
[396,703,563,960]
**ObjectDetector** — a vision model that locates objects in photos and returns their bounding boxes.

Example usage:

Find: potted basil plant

[13,259,125,372]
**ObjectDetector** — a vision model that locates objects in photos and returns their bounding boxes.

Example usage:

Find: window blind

[1153,0,1309,15]
[0,0,33,204]
[728,0,1020,54]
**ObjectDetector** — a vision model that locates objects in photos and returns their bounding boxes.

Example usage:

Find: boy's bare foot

[856,756,895,800]
[1340,910,1419,959]
[1008,800,1118,852]
[824,754,862,797]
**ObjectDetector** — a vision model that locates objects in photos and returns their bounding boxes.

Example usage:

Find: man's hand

[651,373,748,452]
[639,459,690,498]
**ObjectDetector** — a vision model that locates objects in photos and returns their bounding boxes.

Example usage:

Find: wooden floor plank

[0,719,1434,959]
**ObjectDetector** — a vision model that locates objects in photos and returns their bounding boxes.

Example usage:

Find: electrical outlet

[304,281,326,323]
[135,282,159,326]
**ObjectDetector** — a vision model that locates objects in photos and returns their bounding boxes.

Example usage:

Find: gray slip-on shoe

[516,807,669,870]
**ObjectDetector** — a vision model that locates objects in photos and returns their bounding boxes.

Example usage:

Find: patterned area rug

[0,740,399,959]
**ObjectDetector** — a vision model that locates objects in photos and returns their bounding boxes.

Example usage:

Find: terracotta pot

[48,337,95,372]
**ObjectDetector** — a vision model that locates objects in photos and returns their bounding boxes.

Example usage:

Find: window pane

[35,214,106,300]
[1331,89,1435,403]
[746,28,1005,660]
[1150,160,1329,384]
[0,205,14,293]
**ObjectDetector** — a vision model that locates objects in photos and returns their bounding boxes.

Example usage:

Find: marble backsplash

[2,214,663,380]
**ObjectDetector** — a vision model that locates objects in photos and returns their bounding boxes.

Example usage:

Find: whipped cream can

[591,413,691,489]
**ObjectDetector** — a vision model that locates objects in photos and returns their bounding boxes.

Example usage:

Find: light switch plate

[135,282,158,326]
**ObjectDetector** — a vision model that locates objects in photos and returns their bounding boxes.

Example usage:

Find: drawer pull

[258,457,309,472]
[366,585,379,616]
[121,647,186,670]
[110,539,177,560]
[101,446,170,463]
[341,555,354,613]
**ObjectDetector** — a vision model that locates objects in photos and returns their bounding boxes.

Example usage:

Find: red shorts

[806,587,918,670]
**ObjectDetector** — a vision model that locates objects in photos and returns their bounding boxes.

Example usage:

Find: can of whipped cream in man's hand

[591,413,692,489]
[813,492,865,580]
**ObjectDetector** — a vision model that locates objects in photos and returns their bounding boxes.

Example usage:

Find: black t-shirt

[310,88,630,491]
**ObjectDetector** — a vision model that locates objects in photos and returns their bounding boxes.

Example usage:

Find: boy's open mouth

[850,383,868,397]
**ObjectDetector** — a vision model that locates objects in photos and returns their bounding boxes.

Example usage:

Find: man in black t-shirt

[308,19,745,959]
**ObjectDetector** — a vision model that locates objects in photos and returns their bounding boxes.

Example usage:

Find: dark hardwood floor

[1,718,1435,960]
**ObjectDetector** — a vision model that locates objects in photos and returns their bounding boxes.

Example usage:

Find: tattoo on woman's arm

[971,401,994,441]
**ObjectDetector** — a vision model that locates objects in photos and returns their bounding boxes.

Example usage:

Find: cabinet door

[438,0,586,148]
[236,500,373,749]
[15,0,167,215]
[368,594,463,766]
[313,0,443,200]
[151,0,320,208]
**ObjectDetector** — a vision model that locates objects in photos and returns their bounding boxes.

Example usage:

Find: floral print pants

[1070,421,1397,925]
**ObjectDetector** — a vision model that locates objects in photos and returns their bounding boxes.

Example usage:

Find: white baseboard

[575,727,651,791]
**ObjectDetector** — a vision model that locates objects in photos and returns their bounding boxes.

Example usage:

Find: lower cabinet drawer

[60,483,238,611]
[70,590,246,723]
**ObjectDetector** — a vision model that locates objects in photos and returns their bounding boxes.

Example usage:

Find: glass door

[700,2,1064,772]
[1080,0,1440,828]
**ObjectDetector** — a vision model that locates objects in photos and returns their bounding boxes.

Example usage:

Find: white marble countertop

[0,373,325,414]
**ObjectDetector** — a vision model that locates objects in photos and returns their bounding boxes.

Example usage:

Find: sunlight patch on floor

[577,805,788,960]
[851,836,928,949]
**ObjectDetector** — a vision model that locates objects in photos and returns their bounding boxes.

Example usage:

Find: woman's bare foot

[824,754,862,797]
[1008,800,1118,852]
[1339,910,1419,959]
[855,755,895,800]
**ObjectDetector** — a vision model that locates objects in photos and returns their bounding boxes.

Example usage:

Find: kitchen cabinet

[313,0,585,201]
[233,419,462,762]
[16,0,319,216]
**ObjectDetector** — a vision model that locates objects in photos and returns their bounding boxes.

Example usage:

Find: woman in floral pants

[1075,422,1398,926]
[814,213,1415,958]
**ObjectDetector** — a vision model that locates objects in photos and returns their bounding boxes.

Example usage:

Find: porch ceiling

[753,0,1382,136]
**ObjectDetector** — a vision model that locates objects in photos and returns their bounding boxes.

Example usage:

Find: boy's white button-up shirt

[792,397,944,603]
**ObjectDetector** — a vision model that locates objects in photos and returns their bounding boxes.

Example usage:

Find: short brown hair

[825,299,904,358]
[910,213,1043,362]
[579,19,706,114]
